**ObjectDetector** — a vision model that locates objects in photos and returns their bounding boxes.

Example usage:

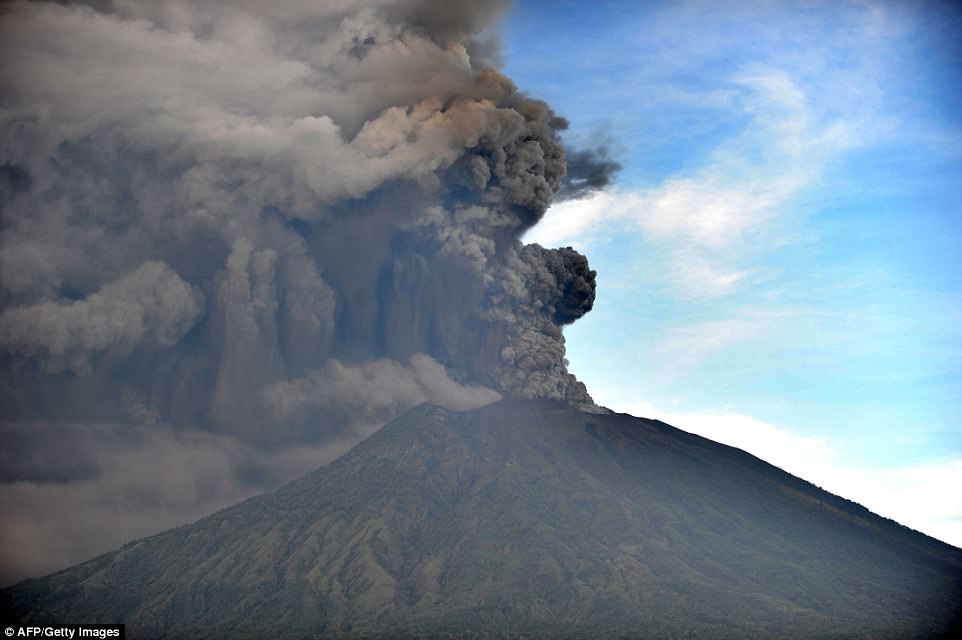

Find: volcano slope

[3,398,961,638]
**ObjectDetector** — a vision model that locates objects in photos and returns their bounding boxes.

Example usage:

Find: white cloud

[667,248,751,298]
[527,64,862,299]
[531,0,962,554]
[528,172,794,254]
[606,399,962,549]
[644,310,790,381]
[524,190,628,248]
[650,319,757,371]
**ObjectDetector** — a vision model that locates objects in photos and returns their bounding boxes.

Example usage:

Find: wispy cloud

[516,0,962,553]
[645,309,791,380]
[526,0,925,301]
[528,65,847,298]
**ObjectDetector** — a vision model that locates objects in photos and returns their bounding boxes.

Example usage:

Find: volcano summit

[4,400,961,638]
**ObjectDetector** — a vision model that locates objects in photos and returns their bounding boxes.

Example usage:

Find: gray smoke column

[0,0,605,583]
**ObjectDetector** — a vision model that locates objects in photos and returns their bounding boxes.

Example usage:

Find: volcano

[4,399,961,638]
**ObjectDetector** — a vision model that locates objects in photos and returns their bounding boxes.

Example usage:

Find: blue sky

[502,0,962,545]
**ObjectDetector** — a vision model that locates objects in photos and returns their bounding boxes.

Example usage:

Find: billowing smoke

[558,145,622,201]
[0,0,605,584]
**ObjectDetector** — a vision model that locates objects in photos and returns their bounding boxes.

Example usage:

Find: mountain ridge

[4,398,961,638]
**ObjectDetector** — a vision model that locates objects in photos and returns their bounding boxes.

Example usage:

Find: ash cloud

[557,146,622,201]
[0,0,601,583]
[0,261,204,375]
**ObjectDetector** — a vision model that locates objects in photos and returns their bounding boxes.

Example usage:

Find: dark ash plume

[557,146,622,201]
[0,0,601,584]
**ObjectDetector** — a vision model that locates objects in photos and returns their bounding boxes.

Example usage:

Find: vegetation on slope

[4,399,961,638]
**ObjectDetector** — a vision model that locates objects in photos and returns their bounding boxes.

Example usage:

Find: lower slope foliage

[4,399,962,638]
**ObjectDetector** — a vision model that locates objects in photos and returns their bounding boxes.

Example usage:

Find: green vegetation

[4,399,961,638]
